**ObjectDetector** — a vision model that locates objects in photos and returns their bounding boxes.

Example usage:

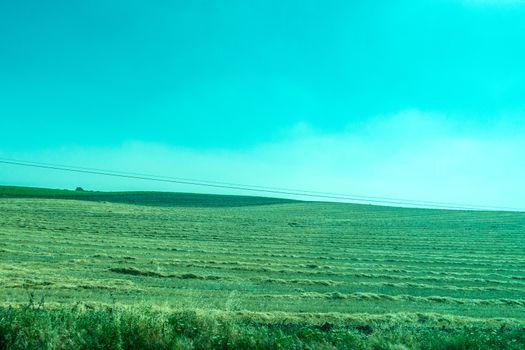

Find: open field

[0,185,524,349]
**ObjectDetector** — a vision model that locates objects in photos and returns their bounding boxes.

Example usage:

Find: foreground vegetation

[1,303,524,349]
[0,185,524,348]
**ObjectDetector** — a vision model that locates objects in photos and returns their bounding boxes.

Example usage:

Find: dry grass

[0,186,524,348]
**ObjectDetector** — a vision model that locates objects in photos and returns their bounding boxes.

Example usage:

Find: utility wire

[0,157,485,208]
[3,157,520,211]
[0,157,517,211]
[0,157,522,212]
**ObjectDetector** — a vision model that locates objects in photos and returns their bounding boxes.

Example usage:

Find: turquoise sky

[1,1,525,208]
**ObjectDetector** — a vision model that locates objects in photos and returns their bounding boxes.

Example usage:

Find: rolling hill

[1,185,524,349]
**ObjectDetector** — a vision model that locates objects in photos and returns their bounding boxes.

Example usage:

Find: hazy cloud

[1,111,524,209]
[463,0,525,6]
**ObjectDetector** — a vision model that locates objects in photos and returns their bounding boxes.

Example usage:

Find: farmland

[0,185,524,349]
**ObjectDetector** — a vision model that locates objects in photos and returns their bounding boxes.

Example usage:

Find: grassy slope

[0,185,296,207]
[1,185,524,349]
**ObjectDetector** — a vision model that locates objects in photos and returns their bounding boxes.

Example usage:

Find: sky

[1,0,525,209]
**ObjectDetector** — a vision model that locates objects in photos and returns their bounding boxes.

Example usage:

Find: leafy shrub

[0,306,524,349]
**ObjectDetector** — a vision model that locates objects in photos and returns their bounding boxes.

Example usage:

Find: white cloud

[1,110,525,210]
[463,0,525,6]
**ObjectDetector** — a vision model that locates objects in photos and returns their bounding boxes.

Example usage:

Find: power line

[0,157,518,211]
[0,157,486,208]
[0,157,522,212]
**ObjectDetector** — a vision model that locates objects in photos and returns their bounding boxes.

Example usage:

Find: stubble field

[0,185,524,349]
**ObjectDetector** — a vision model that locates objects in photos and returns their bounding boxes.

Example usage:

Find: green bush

[0,306,524,350]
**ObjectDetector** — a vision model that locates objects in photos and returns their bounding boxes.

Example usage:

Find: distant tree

[75,187,85,192]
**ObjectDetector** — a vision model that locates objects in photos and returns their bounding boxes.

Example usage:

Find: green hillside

[1,185,524,349]
[0,185,296,207]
